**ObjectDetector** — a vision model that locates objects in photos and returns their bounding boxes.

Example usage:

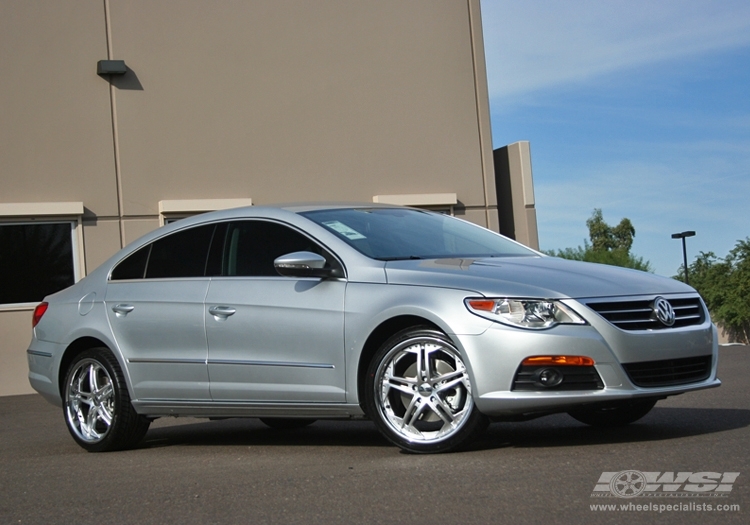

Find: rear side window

[110,245,150,280]
[111,224,217,280]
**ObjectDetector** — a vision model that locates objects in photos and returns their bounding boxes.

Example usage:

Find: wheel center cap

[418,383,433,396]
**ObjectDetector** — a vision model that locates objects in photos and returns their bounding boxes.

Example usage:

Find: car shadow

[468,407,750,452]
[138,406,750,452]
[140,418,391,449]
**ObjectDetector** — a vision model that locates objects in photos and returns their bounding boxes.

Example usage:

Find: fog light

[537,368,563,387]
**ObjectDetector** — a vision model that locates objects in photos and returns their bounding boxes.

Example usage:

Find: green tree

[547,209,652,272]
[676,238,750,344]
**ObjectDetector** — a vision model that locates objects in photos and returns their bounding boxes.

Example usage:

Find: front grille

[622,355,712,387]
[512,365,604,391]
[586,296,704,330]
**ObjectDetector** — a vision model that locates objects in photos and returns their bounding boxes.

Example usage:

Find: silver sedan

[27,205,720,453]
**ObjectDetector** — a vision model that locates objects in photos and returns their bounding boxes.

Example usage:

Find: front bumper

[455,315,720,418]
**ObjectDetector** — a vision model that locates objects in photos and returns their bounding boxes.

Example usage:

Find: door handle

[208,305,236,320]
[112,304,135,317]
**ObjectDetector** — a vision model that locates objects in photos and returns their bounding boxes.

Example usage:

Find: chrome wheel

[63,348,150,452]
[66,358,115,443]
[368,328,486,452]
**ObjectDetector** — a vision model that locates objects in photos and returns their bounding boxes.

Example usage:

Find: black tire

[567,398,658,427]
[259,418,317,430]
[364,326,488,453]
[63,348,150,452]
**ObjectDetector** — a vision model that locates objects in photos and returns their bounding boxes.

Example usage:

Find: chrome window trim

[107,218,347,282]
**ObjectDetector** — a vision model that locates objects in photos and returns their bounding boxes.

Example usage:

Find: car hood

[383,256,694,299]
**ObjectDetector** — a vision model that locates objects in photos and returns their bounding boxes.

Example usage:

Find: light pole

[671,231,696,284]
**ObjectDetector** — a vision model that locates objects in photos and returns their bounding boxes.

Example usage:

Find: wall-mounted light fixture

[97,60,127,76]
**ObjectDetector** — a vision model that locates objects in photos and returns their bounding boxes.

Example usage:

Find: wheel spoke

[86,405,100,435]
[420,344,432,382]
[98,402,113,426]
[95,381,113,402]
[77,406,91,437]
[386,375,416,396]
[434,375,466,394]
[415,345,424,381]
[401,396,424,430]
[88,364,99,392]
[435,368,464,384]
[429,396,457,425]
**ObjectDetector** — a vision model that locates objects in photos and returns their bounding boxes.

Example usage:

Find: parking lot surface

[1,346,747,525]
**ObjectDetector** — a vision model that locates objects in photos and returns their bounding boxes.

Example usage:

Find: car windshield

[300,208,536,260]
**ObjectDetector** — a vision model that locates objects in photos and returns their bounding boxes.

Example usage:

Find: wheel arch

[356,315,441,412]
[59,337,114,398]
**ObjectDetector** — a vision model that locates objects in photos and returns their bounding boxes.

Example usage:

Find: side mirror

[273,251,341,278]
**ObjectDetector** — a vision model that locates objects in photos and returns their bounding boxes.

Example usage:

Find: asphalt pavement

[1,346,748,525]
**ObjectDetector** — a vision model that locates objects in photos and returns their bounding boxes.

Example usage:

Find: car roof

[110,202,404,261]
[276,202,400,212]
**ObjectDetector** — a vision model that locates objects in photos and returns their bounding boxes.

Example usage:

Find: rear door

[105,224,219,401]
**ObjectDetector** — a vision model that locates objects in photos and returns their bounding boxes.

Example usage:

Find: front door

[205,220,346,402]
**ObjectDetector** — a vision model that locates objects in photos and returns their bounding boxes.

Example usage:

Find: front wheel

[364,327,488,453]
[567,398,658,427]
[63,348,150,452]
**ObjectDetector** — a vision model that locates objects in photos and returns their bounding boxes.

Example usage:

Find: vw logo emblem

[653,297,676,327]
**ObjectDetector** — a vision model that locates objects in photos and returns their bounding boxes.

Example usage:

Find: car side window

[111,224,218,280]
[145,224,216,278]
[221,220,337,277]
[110,244,151,280]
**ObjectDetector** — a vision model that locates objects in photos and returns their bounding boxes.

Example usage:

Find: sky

[480,0,750,277]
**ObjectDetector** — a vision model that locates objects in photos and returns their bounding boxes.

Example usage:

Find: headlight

[465,298,586,329]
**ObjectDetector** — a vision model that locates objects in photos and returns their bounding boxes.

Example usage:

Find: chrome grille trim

[584,295,705,330]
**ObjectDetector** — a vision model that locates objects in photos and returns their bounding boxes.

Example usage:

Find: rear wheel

[63,348,150,452]
[365,327,488,453]
[567,398,657,427]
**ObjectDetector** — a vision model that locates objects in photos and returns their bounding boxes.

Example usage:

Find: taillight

[32,302,49,328]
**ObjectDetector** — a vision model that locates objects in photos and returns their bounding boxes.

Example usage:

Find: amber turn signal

[521,355,594,366]
[466,299,496,311]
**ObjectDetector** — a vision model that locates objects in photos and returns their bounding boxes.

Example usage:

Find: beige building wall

[0,0,497,396]
[0,2,119,217]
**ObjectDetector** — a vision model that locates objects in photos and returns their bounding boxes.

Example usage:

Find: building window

[0,202,84,307]
[0,221,77,305]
